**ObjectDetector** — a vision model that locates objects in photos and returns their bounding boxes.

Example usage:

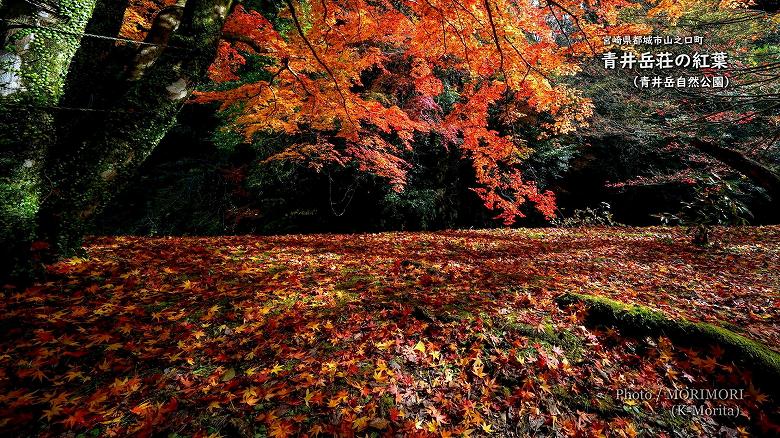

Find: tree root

[556,292,780,397]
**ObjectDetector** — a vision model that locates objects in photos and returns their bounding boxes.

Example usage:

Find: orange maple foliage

[193,0,658,224]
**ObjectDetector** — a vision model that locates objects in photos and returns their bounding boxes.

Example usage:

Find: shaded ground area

[1,227,779,436]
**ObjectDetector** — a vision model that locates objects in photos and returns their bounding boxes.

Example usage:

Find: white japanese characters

[600,35,730,89]
[603,35,704,45]
[601,52,728,70]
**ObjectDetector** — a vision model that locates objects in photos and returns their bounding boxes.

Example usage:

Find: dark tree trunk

[688,139,780,205]
[39,0,234,258]
[0,0,98,283]
[59,0,131,111]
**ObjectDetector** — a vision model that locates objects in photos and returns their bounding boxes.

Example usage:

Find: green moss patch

[556,293,780,396]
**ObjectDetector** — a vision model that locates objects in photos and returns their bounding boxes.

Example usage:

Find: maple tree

[193,0,659,224]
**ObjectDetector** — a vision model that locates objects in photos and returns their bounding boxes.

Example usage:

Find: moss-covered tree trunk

[59,0,130,112]
[38,0,233,258]
[0,0,97,282]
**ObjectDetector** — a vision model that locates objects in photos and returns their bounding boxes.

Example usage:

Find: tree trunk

[688,139,780,203]
[0,0,97,283]
[39,0,233,258]
[60,0,131,111]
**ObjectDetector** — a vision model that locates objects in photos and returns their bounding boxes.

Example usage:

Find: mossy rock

[556,292,780,397]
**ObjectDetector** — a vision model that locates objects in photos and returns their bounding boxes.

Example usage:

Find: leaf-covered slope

[1,227,779,436]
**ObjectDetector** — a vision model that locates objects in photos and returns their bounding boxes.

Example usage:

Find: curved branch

[483,0,509,88]
[546,0,595,55]
[284,0,352,122]
[687,138,780,201]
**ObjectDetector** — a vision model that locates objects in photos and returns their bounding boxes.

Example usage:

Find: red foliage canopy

[194,0,654,223]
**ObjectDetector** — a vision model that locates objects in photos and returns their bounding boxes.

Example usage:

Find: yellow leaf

[304,389,314,407]
[353,416,370,431]
[309,424,324,436]
[42,405,61,421]
[625,422,638,438]
[221,368,236,382]
[375,340,393,351]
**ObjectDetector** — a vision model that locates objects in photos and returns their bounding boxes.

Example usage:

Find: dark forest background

[96,76,780,236]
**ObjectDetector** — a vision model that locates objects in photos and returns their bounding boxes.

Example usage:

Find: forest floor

[1,227,779,437]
